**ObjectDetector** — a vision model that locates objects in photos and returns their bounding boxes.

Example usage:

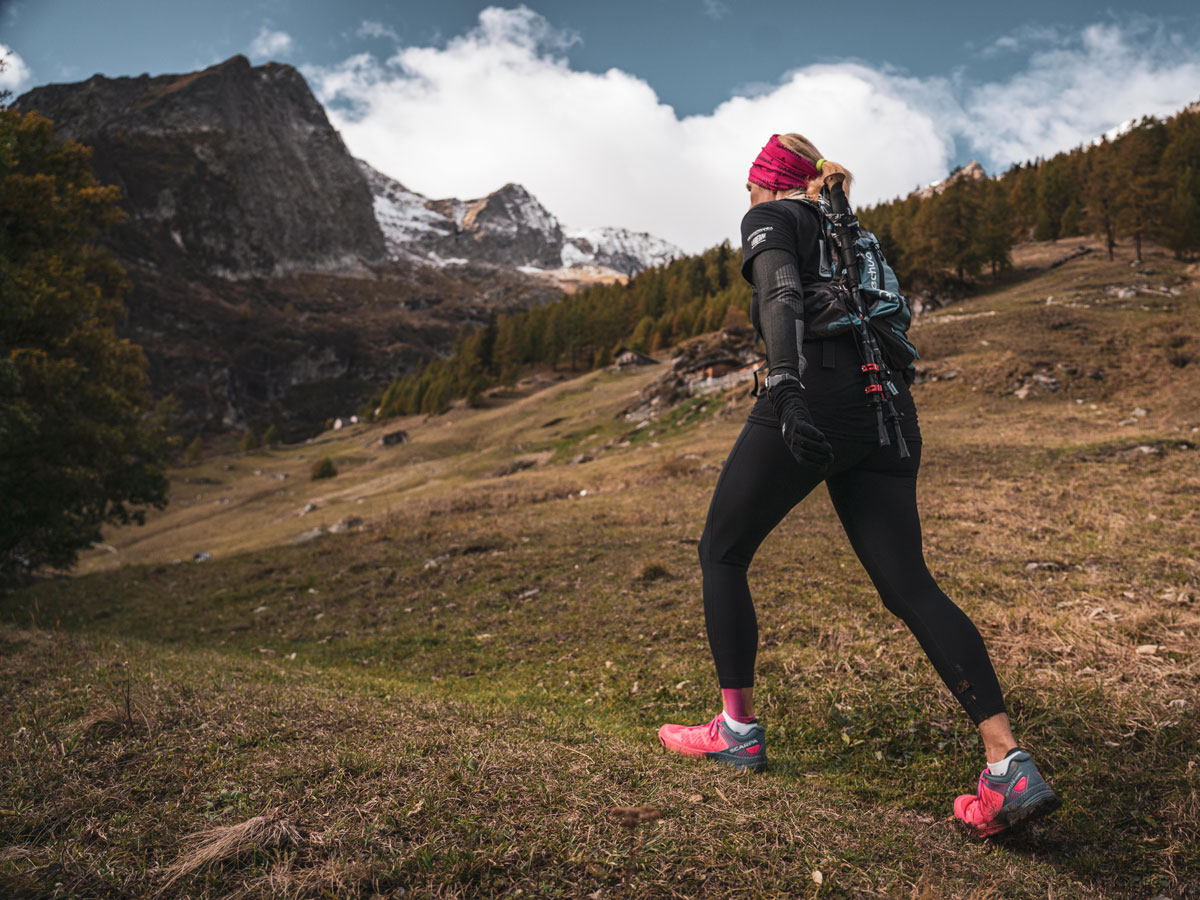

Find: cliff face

[12,58,556,439]
[15,55,386,279]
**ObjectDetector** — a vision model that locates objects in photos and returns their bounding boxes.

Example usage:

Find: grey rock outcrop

[914,160,988,201]
[16,55,385,279]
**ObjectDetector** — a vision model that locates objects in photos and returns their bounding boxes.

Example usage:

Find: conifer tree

[976,184,1015,277]
[1085,140,1121,259]
[1,107,171,578]
[240,428,261,452]
[1164,167,1200,259]
[1116,117,1168,262]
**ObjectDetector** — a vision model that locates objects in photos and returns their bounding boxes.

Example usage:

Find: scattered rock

[193,551,212,562]
[622,327,761,421]
[380,429,408,447]
[333,418,344,430]
[292,527,325,544]
[569,453,594,465]
[490,458,537,477]
[299,502,318,516]
[329,515,364,534]
[613,347,658,368]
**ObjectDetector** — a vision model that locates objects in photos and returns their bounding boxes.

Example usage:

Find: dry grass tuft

[607,805,662,829]
[160,810,304,890]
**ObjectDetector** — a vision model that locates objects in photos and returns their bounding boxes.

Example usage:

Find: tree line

[860,105,1200,282]
[371,243,751,417]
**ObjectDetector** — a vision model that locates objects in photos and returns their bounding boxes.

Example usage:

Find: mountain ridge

[356,159,680,278]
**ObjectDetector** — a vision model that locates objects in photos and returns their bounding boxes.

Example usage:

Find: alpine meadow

[2,14,1200,900]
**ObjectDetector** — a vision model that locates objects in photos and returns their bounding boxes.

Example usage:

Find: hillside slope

[2,239,1198,899]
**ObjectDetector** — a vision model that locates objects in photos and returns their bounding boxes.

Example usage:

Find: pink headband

[748,134,820,192]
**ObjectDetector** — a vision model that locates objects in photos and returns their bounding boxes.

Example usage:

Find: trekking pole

[823,174,910,459]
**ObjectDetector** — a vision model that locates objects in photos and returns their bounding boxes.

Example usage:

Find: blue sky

[4,1,1200,250]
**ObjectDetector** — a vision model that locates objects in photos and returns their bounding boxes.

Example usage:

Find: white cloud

[305,7,1200,253]
[357,21,400,42]
[702,0,730,21]
[0,44,32,95]
[959,22,1200,165]
[248,27,294,60]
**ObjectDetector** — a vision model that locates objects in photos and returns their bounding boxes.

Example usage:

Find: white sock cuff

[722,711,756,735]
[987,748,1021,776]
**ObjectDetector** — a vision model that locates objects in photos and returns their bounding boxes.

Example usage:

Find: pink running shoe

[657,714,767,772]
[954,750,1061,836]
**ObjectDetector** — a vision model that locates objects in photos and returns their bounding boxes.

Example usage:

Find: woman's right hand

[769,382,834,474]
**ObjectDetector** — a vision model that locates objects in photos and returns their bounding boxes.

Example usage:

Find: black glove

[768,378,834,474]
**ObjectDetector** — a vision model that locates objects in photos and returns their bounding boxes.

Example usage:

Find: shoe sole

[959,787,1061,836]
[1002,787,1061,829]
[657,735,768,773]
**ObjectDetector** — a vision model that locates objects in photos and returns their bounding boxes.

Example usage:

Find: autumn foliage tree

[1,106,171,580]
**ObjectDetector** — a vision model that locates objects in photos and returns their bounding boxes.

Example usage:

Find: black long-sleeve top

[739,199,921,442]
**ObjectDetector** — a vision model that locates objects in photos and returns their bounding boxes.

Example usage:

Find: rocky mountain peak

[15,55,385,279]
[359,161,680,276]
[915,160,989,200]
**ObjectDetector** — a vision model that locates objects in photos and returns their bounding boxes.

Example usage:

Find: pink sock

[721,688,755,723]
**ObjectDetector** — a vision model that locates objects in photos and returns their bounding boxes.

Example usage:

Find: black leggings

[698,419,1006,726]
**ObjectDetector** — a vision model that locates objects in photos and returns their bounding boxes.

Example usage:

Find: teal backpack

[788,195,919,381]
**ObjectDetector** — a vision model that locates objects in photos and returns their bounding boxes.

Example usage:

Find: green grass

[2,239,1200,898]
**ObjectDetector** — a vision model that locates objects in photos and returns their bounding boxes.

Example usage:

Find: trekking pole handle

[823,176,862,291]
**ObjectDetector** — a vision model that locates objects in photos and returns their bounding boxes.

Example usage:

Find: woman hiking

[656,133,1060,836]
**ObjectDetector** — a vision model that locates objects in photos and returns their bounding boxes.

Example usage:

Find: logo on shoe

[1013,776,1027,793]
[730,740,761,752]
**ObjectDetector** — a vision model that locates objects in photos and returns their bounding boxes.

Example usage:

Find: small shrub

[262,424,280,447]
[239,428,260,453]
[311,457,338,480]
[184,437,203,465]
[636,563,671,582]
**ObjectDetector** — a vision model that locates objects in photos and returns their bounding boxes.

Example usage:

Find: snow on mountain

[915,160,988,200]
[355,159,680,277]
[1091,117,1138,147]
[563,227,680,275]
[357,160,454,258]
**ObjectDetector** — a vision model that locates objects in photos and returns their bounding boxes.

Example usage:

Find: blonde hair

[777,133,853,201]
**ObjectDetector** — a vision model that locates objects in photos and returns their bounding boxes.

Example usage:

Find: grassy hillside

[2,238,1199,899]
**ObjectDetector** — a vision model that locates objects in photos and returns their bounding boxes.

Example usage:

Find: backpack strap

[779,197,834,279]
